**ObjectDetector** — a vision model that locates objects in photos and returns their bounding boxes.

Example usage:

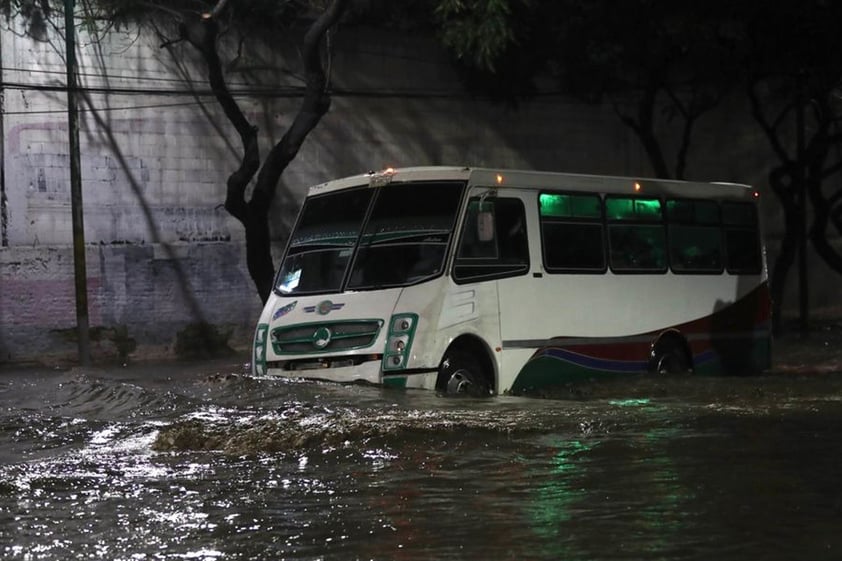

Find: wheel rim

[657,351,688,375]
[446,371,474,394]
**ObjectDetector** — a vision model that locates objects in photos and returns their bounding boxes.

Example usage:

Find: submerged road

[1,328,841,560]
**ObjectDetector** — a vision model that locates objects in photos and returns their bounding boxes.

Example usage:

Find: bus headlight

[383,313,418,371]
[393,316,413,332]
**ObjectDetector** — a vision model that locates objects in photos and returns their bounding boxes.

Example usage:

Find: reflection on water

[1,361,842,560]
[528,438,590,560]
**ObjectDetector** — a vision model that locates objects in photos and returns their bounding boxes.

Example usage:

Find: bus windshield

[276,181,465,295]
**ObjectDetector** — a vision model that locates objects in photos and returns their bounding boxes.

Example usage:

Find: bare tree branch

[252,0,349,210]
[163,0,348,303]
[748,79,795,168]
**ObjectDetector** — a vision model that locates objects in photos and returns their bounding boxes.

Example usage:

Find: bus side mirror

[477,209,495,242]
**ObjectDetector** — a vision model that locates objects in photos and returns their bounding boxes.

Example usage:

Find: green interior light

[540,193,601,218]
[606,197,662,221]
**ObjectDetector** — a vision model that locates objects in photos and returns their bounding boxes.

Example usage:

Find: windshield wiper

[362,229,450,246]
[287,243,353,255]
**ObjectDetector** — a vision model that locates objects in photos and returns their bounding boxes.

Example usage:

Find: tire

[654,346,692,375]
[437,351,492,397]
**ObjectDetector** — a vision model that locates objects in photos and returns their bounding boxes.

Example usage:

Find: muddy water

[2,359,842,560]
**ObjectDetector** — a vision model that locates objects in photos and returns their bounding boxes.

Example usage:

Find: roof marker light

[496,174,504,185]
[634,182,642,192]
[369,167,397,187]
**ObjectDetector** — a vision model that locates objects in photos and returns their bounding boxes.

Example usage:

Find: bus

[252,167,771,395]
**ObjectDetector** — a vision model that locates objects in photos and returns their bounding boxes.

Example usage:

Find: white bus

[252,167,771,395]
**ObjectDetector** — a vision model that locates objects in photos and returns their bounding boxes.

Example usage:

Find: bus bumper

[263,359,383,385]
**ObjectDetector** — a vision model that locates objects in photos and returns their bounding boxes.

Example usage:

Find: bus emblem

[272,300,297,320]
[303,300,345,315]
[312,326,332,349]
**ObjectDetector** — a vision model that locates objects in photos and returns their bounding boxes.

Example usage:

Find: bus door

[452,189,536,384]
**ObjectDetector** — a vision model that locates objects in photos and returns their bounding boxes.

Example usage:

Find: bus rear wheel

[650,332,693,375]
[654,347,692,375]
[437,351,491,397]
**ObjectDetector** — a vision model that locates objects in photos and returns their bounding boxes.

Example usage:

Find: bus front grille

[270,320,383,355]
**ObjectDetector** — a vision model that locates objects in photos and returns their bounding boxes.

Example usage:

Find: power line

[2,71,498,100]
[0,41,448,84]
[2,77,569,99]
[0,87,570,116]
[1,79,541,113]
[2,100,208,115]
[0,64,293,89]
[1,80,302,98]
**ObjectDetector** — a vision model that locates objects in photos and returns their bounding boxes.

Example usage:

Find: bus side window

[666,199,723,274]
[539,192,605,273]
[497,204,529,263]
[454,198,529,282]
[609,224,666,270]
[606,196,667,273]
[722,202,762,274]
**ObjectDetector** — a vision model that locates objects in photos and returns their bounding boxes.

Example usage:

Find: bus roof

[308,166,756,201]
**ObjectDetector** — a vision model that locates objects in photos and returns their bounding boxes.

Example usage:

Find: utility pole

[1,19,8,247]
[796,71,809,334]
[65,0,91,365]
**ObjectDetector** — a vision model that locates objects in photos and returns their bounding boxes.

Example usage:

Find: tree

[738,0,842,332]
[148,0,349,304]
[553,0,739,180]
[3,0,349,305]
[169,0,349,304]
[435,0,737,180]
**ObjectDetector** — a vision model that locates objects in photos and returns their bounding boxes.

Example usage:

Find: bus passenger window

[666,199,723,274]
[606,196,666,273]
[723,202,762,274]
[454,197,529,283]
[609,224,666,271]
[539,192,605,273]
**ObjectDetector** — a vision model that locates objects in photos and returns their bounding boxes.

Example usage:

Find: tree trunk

[768,165,799,336]
[747,79,806,335]
[180,0,348,304]
[804,102,842,275]
[616,83,672,179]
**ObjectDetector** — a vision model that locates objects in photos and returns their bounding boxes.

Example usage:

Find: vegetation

[738,0,842,330]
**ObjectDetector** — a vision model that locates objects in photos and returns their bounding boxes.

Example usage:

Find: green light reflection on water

[613,396,693,553]
[527,438,592,560]
[608,398,652,407]
[526,402,695,559]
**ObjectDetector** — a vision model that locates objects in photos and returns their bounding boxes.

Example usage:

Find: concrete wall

[1,11,840,365]
[1,243,258,362]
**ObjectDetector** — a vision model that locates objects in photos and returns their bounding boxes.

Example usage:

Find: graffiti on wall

[6,119,233,245]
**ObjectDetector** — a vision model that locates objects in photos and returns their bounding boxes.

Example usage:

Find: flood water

[2,356,842,560]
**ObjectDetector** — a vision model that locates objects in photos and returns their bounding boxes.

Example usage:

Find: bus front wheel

[437,351,491,397]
